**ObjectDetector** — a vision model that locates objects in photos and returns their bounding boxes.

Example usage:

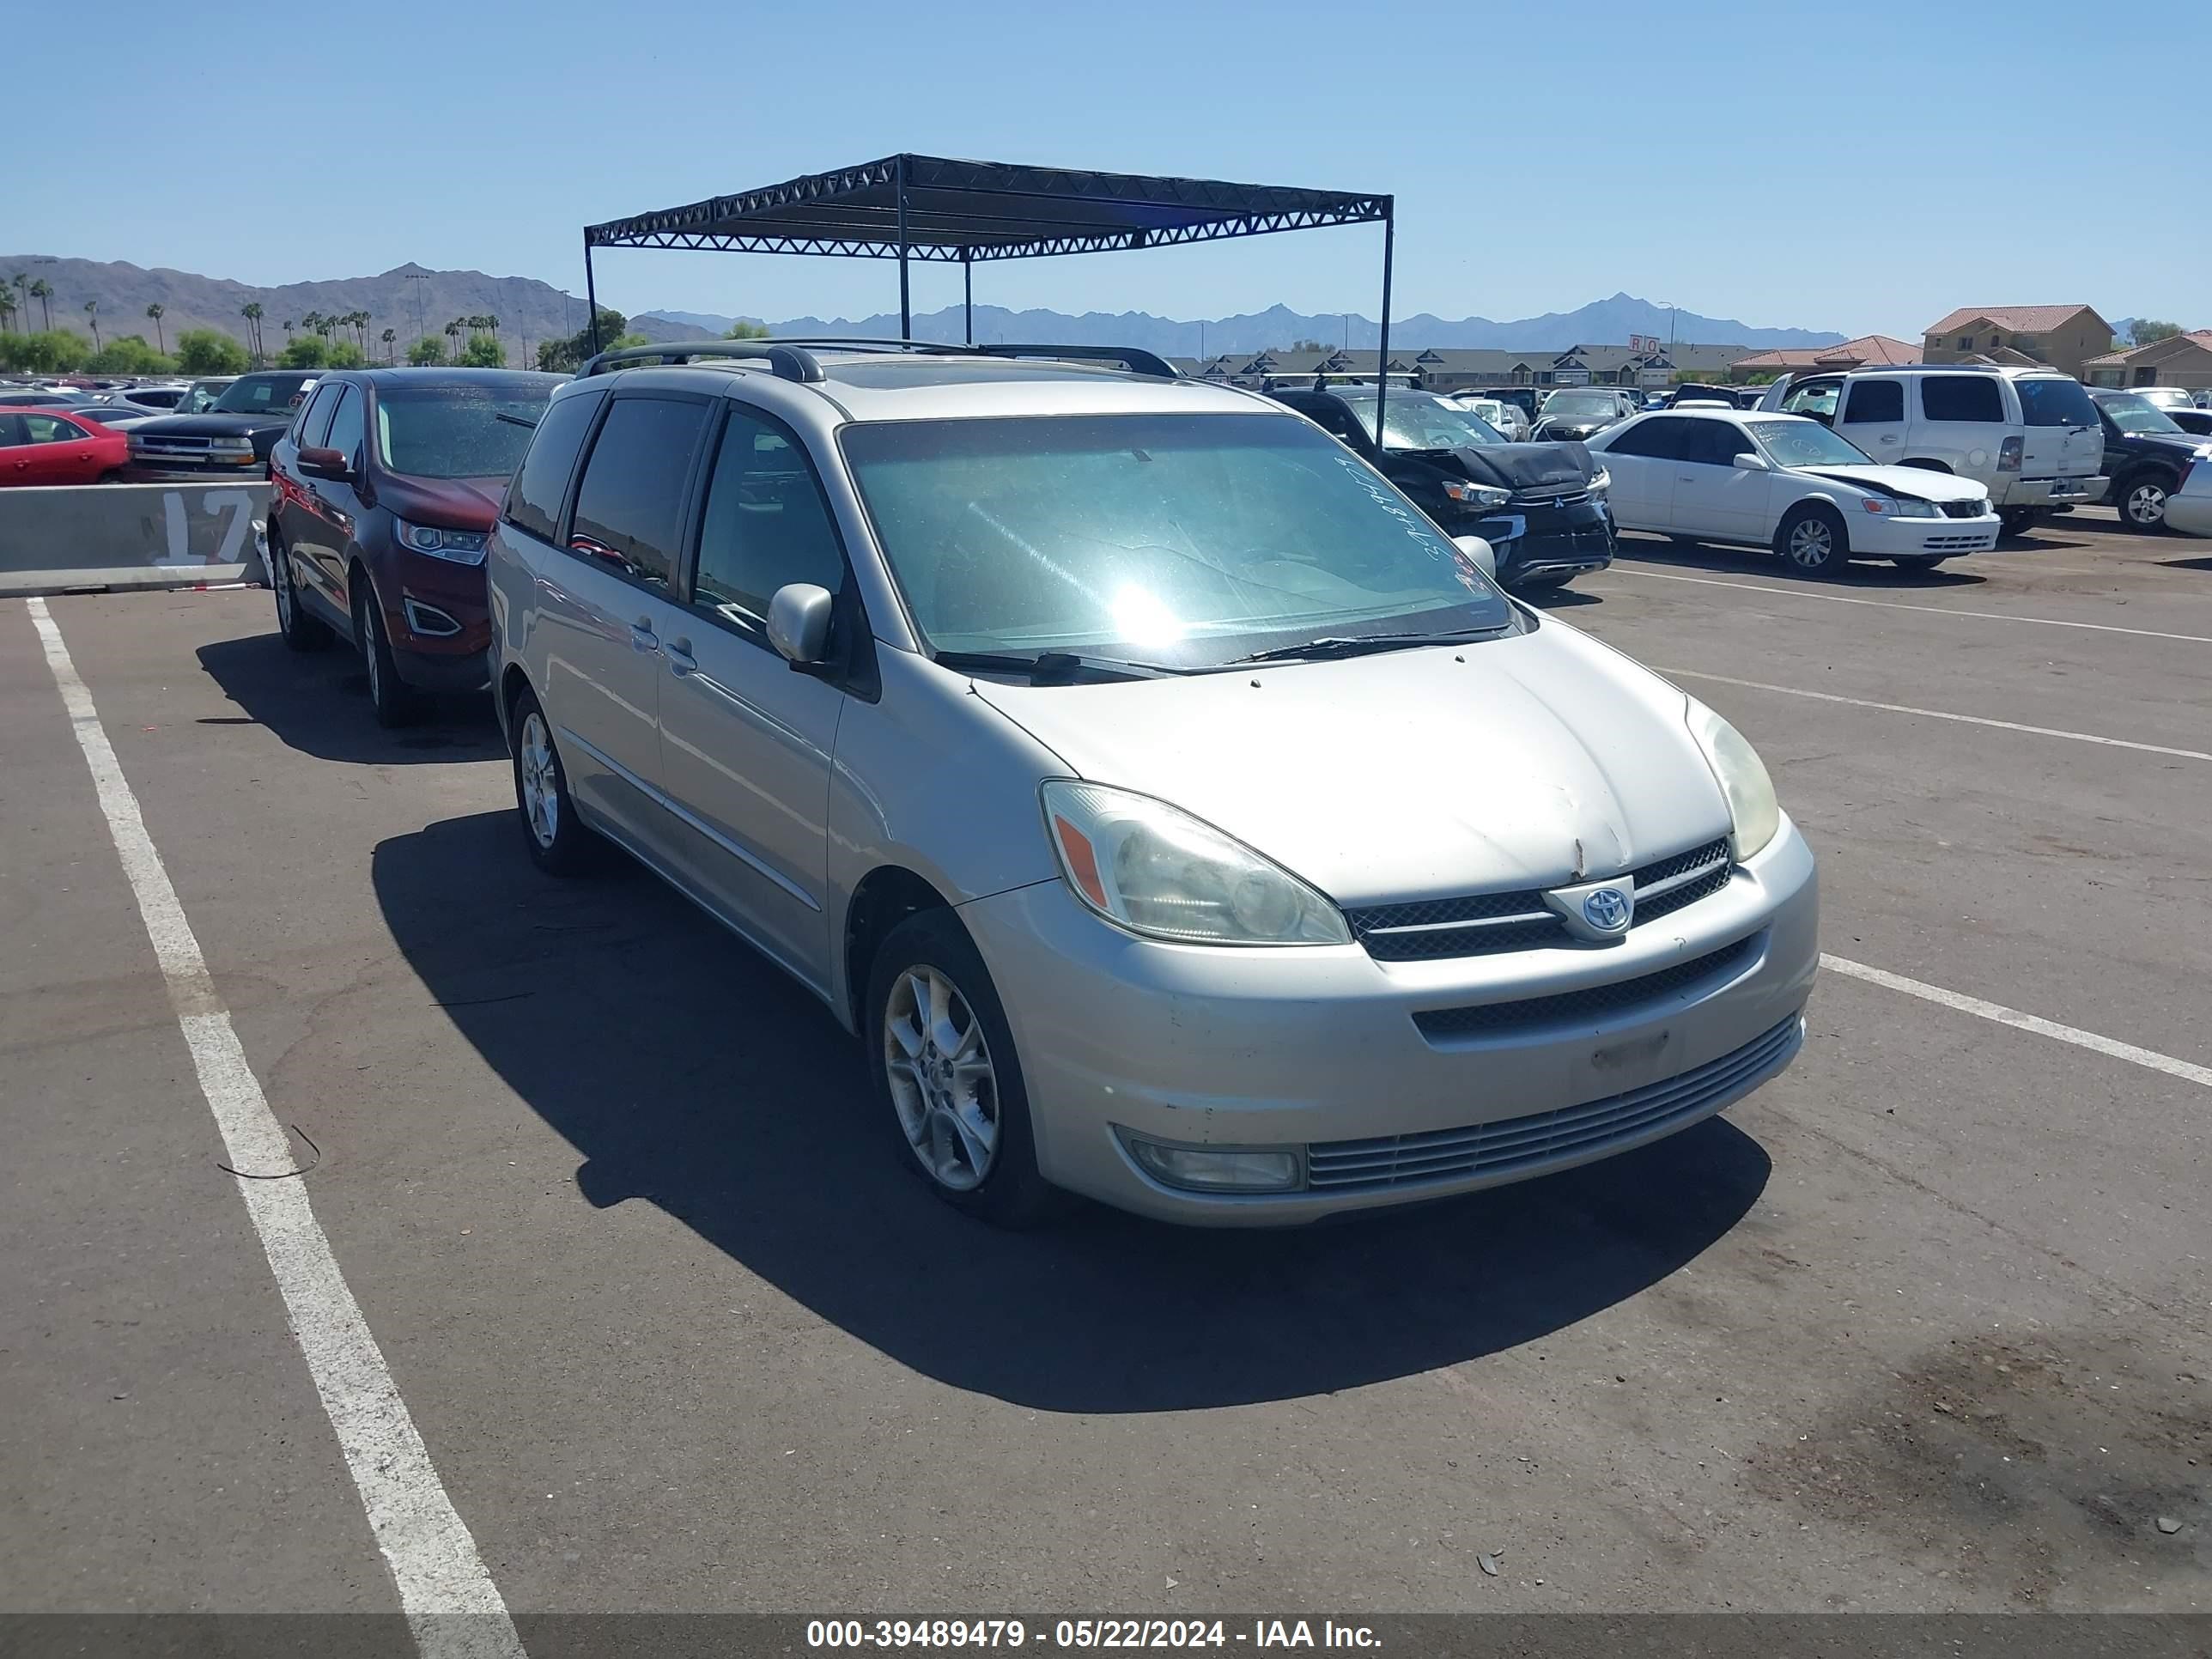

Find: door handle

[629,617,659,654]
[665,638,697,676]
[1879,434,1899,443]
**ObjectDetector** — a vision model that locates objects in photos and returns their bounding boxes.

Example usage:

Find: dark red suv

[267,368,564,725]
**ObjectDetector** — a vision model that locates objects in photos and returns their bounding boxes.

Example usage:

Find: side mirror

[767,582,836,668]
[1732,452,1770,471]
[298,446,351,482]
[1450,534,1498,580]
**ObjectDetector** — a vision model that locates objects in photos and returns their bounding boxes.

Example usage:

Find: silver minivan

[486,343,1819,1226]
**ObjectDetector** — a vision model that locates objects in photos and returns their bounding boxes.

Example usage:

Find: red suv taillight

[1997,436,2023,472]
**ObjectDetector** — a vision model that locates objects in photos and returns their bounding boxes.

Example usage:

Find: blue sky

[15,0,2205,337]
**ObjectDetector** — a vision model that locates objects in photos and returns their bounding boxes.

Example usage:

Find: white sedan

[1587,408,2001,573]
[2164,455,2212,538]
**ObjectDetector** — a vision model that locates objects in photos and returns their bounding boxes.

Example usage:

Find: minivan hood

[969,620,1732,907]
[375,473,505,528]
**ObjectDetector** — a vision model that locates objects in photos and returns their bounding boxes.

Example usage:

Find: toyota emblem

[1582,888,1631,932]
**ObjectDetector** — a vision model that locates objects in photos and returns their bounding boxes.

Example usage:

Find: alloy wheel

[883,965,1000,1192]
[519,712,559,848]
[273,544,294,626]
[2126,482,2168,527]
[1786,518,1835,567]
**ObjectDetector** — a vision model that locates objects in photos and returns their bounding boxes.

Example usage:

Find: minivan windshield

[2015,376,2099,428]
[1540,390,1621,420]
[375,379,564,479]
[1337,390,1505,452]
[841,413,1514,667]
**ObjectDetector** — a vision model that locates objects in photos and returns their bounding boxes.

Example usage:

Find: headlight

[396,520,489,564]
[210,436,255,453]
[1587,467,1610,495]
[1441,479,1511,511]
[1860,496,1936,517]
[1684,699,1780,861]
[1041,781,1350,946]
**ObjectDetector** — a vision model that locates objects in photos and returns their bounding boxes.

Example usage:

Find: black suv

[2087,388,2210,532]
[124,370,322,480]
[1269,382,1614,588]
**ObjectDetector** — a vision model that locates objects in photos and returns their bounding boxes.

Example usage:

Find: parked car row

[261,342,1820,1228]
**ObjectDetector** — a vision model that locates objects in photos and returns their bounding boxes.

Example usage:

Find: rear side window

[2015,377,2099,428]
[0,414,25,447]
[504,390,605,544]
[1921,376,2004,423]
[565,397,711,588]
[1841,380,1904,423]
[1606,416,1691,459]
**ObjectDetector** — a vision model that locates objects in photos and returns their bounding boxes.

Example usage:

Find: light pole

[404,270,429,351]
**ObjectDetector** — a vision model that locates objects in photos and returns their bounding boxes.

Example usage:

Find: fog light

[1121,1133,1303,1193]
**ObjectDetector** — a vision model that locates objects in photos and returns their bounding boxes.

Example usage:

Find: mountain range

[0,255,1848,362]
[0,258,595,362]
[634,294,1849,356]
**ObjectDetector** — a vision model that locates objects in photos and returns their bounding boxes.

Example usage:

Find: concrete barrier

[0,482,272,596]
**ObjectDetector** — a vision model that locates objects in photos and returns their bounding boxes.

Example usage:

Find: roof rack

[576,336,1180,383]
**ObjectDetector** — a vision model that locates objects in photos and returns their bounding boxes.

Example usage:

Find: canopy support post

[963,249,973,344]
[896,155,912,340]
[584,236,600,353]
[1374,200,1395,438]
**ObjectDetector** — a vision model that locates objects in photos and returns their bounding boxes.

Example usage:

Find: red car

[0,405,128,486]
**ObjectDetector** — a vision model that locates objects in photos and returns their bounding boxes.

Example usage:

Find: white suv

[1755,365,2105,533]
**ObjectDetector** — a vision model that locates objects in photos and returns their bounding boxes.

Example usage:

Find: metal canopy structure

[582,152,1397,421]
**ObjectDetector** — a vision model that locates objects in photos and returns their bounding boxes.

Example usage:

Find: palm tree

[380,327,396,365]
[0,293,16,335]
[444,319,463,362]
[282,319,295,346]
[145,303,165,355]
[29,278,52,331]
[240,302,264,362]
[301,310,323,345]
[354,311,372,351]
[9,272,26,331]
[83,299,100,351]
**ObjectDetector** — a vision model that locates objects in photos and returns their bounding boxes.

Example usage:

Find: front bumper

[1993,475,2106,509]
[2164,493,2212,538]
[380,551,492,692]
[1474,500,1616,584]
[121,457,268,483]
[1856,509,2002,557]
[961,819,1819,1224]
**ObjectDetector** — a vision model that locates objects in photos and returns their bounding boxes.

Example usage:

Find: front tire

[271,532,333,651]
[510,689,600,875]
[2116,472,2172,533]
[355,580,424,728]
[1998,507,2042,537]
[1775,503,1848,574]
[866,910,1056,1228]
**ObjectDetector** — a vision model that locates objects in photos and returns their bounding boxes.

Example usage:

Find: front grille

[1305,1012,1799,1192]
[1510,487,1591,508]
[1919,533,1994,550]
[1410,934,1758,1040]
[134,437,215,454]
[1347,836,1731,962]
[1940,500,1984,520]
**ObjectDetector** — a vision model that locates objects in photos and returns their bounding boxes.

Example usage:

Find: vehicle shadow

[1522,585,1601,610]
[2159,553,2212,572]
[1612,535,1985,588]
[372,810,1773,1414]
[196,633,505,765]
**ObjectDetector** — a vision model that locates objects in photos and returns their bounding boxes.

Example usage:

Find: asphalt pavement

[1,509,2205,1632]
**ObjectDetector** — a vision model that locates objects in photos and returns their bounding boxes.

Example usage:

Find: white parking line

[1665,667,2212,763]
[1609,564,2212,644]
[1822,954,2212,1091]
[25,597,523,1659]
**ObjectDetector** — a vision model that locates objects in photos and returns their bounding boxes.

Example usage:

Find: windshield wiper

[933,649,1192,684]
[1227,628,1504,665]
